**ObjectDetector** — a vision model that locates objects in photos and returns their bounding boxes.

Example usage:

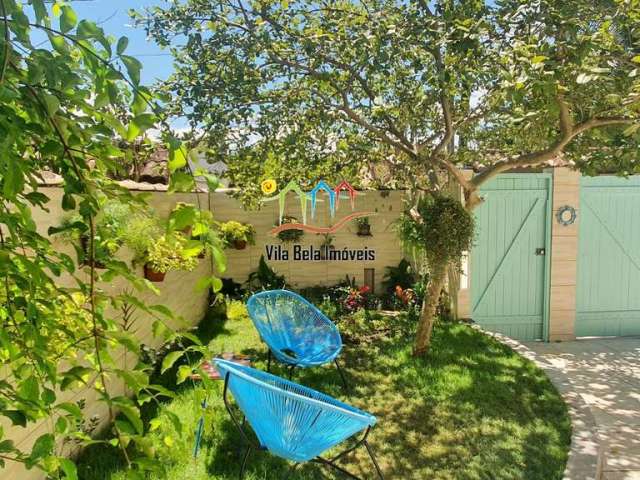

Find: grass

[77,302,571,480]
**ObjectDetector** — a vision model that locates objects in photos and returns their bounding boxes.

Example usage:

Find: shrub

[145,234,198,274]
[396,195,474,267]
[218,220,256,247]
[246,255,286,292]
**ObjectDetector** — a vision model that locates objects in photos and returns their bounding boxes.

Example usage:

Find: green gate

[471,174,552,341]
[576,176,640,337]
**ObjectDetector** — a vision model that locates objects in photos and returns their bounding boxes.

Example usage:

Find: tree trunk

[413,261,447,357]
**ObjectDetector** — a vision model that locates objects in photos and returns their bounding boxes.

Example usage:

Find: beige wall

[548,168,580,341]
[212,189,406,293]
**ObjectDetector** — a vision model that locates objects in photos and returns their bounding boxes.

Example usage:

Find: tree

[142,0,640,356]
[0,0,223,476]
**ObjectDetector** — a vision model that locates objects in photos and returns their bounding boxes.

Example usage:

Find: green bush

[396,195,474,266]
[145,234,198,274]
[218,220,256,247]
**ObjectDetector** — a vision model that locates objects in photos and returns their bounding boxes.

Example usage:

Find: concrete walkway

[525,337,640,480]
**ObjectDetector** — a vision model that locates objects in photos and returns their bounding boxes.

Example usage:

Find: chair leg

[239,446,252,480]
[267,349,272,372]
[334,359,350,392]
[287,363,296,380]
[364,440,384,479]
[312,457,362,480]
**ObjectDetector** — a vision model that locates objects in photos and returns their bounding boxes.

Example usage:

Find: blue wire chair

[246,289,349,388]
[215,359,384,479]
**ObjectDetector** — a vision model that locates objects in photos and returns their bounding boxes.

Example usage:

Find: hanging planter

[277,216,304,243]
[232,239,248,250]
[219,221,256,250]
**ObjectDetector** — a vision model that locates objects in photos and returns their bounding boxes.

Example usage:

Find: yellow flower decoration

[261,179,277,195]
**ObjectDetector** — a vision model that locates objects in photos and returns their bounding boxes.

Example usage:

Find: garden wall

[211,189,407,293]
[1,187,213,480]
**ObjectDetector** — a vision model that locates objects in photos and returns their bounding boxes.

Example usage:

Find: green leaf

[169,172,195,193]
[632,55,640,64]
[0,439,15,453]
[42,93,60,115]
[121,55,142,85]
[2,411,26,427]
[211,276,223,292]
[61,366,92,391]
[132,113,156,131]
[531,55,547,64]
[61,193,76,210]
[117,405,143,434]
[212,246,227,274]
[3,158,24,200]
[168,144,187,172]
[32,0,48,24]
[30,433,55,461]
[161,351,183,374]
[60,6,78,33]
[125,122,140,142]
[59,458,78,480]
[177,365,192,384]
[117,36,129,55]
[48,33,68,54]
[18,376,39,402]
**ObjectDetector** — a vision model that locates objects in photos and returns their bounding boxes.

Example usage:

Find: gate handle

[535,248,545,256]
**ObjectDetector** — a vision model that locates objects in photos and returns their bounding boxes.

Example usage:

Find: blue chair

[246,289,348,388]
[215,359,384,479]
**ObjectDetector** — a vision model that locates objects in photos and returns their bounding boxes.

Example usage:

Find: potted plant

[142,234,198,282]
[219,220,256,250]
[277,215,304,243]
[171,202,196,236]
[355,217,372,236]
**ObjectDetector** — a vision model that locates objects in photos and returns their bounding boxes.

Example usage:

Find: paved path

[525,337,640,480]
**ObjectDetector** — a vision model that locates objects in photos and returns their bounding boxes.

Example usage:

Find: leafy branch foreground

[0,1,223,478]
[77,305,571,480]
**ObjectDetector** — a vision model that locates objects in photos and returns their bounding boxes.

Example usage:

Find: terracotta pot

[232,239,247,250]
[144,264,166,282]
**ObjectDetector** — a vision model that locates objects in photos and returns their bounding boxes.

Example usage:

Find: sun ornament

[261,179,277,195]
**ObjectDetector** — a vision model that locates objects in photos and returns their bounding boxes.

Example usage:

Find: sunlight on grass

[77,308,570,480]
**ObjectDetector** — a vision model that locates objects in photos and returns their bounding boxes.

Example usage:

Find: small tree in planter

[142,234,199,282]
[219,220,256,250]
[277,216,304,243]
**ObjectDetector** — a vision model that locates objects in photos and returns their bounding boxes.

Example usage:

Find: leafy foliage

[397,195,475,267]
[246,255,287,292]
[218,220,256,247]
[276,215,304,243]
[144,234,199,274]
[0,1,224,477]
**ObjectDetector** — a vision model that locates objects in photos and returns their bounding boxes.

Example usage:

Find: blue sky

[67,0,175,85]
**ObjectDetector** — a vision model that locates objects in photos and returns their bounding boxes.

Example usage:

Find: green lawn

[77,303,571,480]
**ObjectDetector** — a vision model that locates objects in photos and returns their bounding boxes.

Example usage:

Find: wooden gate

[576,176,640,337]
[471,174,552,341]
